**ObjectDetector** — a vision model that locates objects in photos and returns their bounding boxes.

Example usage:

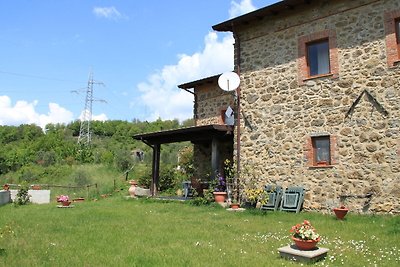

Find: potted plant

[290,220,321,250]
[333,205,349,220]
[31,185,41,190]
[212,173,227,203]
[57,195,71,206]
[244,187,269,208]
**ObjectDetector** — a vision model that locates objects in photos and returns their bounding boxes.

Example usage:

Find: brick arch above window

[297,29,339,85]
[384,9,400,67]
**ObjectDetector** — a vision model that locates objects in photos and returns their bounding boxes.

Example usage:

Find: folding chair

[260,185,283,211]
[280,186,305,213]
[182,181,193,199]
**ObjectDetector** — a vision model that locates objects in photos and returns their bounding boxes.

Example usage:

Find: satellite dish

[218,72,240,91]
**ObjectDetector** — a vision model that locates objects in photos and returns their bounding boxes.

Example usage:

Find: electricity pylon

[77,71,105,145]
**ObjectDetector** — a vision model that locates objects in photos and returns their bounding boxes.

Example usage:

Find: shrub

[114,149,134,172]
[71,170,91,186]
[189,197,210,206]
[134,164,152,188]
[18,165,40,183]
[14,183,30,206]
[159,166,177,192]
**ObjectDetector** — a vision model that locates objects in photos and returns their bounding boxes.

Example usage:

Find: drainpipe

[233,26,241,176]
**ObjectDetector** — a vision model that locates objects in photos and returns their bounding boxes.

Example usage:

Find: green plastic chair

[280,186,305,213]
[182,181,193,199]
[260,185,283,211]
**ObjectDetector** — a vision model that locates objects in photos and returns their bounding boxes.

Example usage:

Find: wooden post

[151,144,161,196]
[211,137,221,179]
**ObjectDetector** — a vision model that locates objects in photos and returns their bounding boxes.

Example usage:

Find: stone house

[211,0,400,213]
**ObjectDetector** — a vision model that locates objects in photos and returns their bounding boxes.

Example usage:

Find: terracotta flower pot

[73,197,85,202]
[230,203,240,209]
[128,180,138,198]
[213,192,227,203]
[292,236,320,250]
[333,207,349,220]
[62,201,71,207]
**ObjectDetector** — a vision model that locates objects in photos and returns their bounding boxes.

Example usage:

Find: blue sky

[0,0,279,129]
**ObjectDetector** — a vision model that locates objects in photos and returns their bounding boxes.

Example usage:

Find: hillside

[0,118,194,195]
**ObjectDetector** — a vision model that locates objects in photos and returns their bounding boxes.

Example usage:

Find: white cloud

[0,96,74,129]
[134,0,258,122]
[38,103,75,129]
[229,0,257,18]
[135,32,234,121]
[93,6,126,20]
[78,109,108,122]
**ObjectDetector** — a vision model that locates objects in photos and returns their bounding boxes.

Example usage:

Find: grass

[1,196,399,267]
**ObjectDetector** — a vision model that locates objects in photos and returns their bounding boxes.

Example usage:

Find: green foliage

[178,145,194,177]
[71,169,91,186]
[159,166,177,192]
[114,149,133,172]
[75,144,93,163]
[13,183,30,206]
[99,150,114,166]
[36,150,57,167]
[18,165,40,183]
[0,119,192,193]
[189,196,211,206]
[135,164,152,188]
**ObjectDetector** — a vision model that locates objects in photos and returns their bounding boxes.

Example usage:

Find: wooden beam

[151,144,160,196]
[211,137,221,179]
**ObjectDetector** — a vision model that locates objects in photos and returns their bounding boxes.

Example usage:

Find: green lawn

[1,197,399,266]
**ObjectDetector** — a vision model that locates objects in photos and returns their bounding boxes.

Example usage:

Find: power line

[0,69,84,83]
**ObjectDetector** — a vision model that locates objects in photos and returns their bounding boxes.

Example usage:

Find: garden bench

[260,185,283,211]
[280,186,305,213]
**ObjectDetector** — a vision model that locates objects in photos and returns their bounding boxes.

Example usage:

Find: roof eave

[212,0,311,32]
[178,73,221,90]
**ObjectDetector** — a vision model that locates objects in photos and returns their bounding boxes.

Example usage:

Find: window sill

[303,73,333,81]
[309,165,334,169]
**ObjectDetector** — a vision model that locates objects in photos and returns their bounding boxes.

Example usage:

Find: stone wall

[193,140,233,181]
[192,81,234,181]
[234,0,400,213]
[195,82,234,126]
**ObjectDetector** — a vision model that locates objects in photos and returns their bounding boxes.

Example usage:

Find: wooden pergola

[133,124,233,196]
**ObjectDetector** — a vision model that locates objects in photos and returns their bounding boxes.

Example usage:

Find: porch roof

[133,124,233,145]
[178,74,221,90]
